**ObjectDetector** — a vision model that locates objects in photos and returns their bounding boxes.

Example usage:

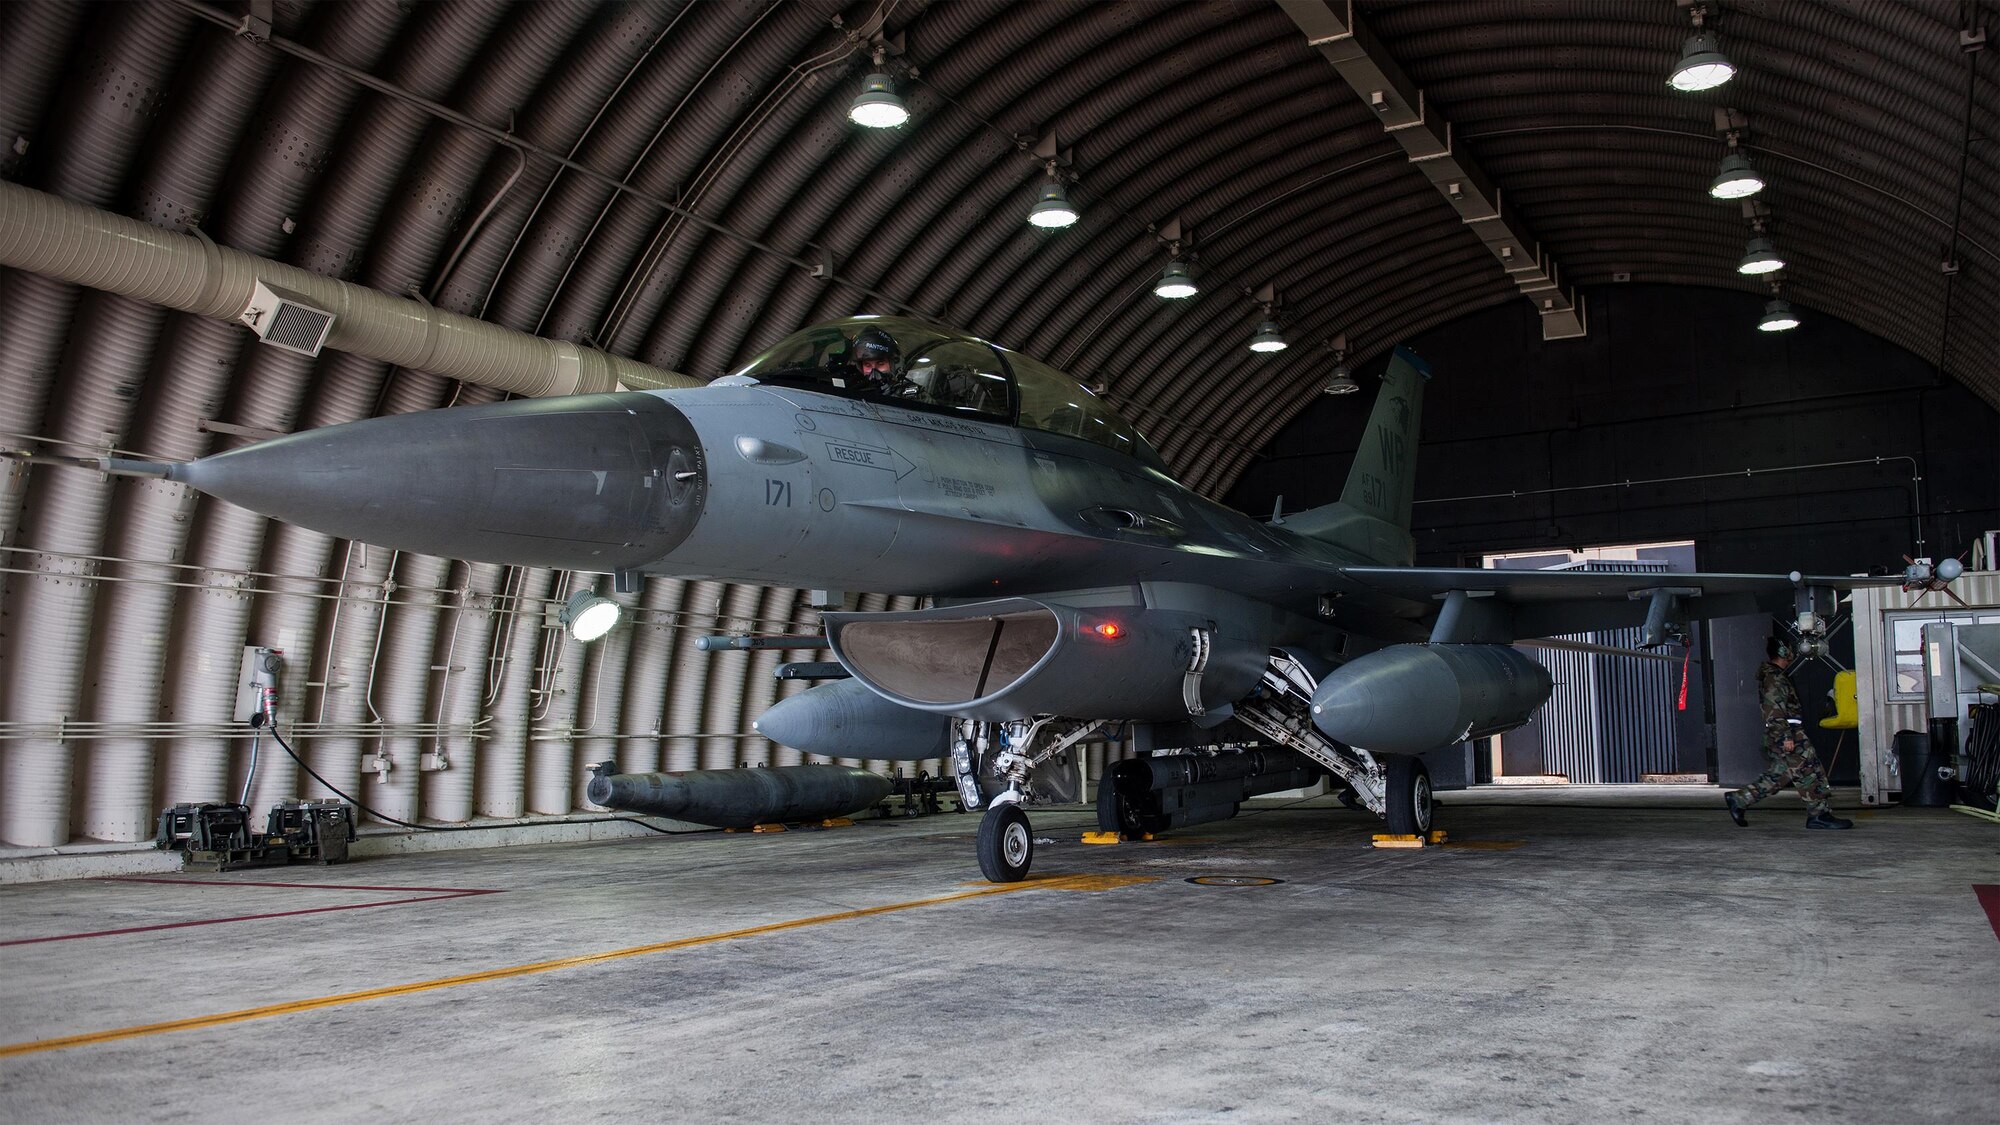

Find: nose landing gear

[976,802,1034,882]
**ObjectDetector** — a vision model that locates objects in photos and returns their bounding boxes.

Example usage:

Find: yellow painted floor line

[0,873,1134,1060]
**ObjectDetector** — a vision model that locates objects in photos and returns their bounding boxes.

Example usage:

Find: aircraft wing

[1337,566,1895,644]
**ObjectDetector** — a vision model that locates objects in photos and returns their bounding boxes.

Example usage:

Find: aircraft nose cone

[171,392,705,570]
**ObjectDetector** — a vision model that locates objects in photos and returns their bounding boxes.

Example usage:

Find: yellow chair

[1822,670,1859,729]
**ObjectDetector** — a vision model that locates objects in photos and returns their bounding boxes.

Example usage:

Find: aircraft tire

[1382,755,1433,836]
[1096,769,1148,838]
[977,803,1034,882]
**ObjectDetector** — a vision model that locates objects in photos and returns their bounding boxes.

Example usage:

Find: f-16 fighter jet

[109,316,1903,881]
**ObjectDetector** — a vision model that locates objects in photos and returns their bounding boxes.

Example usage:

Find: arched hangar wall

[1230,284,2000,576]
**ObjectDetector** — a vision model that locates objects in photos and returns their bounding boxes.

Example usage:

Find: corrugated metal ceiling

[0,0,1992,846]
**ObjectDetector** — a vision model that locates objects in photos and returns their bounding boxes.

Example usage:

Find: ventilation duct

[0,180,696,397]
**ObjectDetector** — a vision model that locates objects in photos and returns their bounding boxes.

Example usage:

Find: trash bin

[1893,729,1954,807]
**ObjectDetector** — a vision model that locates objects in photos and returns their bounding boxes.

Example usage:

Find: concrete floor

[1,788,1995,1123]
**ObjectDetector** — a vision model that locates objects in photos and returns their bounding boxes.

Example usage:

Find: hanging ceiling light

[1248,319,1287,354]
[1154,259,1198,299]
[1737,235,1785,275]
[1757,297,1800,333]
[560,589,622,642]
[1322,360,1358,395]
[847,71,908,129]
[1026,178,1078,229]
[1709,152,1765,199]
[1668,31,1736,92]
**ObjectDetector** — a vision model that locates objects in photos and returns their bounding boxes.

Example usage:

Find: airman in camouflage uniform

[1725,636,1853,830]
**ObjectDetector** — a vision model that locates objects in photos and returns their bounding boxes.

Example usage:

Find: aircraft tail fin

[1337,346,1427,527]
[1281,347,1428,565]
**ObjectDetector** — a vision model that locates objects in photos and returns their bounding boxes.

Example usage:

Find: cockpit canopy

[730,316,1166,471]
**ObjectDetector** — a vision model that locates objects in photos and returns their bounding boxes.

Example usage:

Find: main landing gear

[1381,754,1433,836]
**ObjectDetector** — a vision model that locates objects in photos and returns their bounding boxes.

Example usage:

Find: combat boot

[1725,792,1748,827]
[1804,810,1853,830]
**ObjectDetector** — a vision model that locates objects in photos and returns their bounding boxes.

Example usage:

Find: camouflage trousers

[1733,731,1832,814]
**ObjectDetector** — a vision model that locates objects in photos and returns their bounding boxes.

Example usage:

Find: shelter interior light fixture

[1248,317,1287,353]
[1027,172,1078,229]
[1758,296,1800,333]
[848,43,909,128]
[1155,259,1197,299]
[1321,338,1358,395]
[1737,233,1784,275]
[1247,283,1286,353]
[1710,149,1765,199]
[560,589,622,641]
[1152,218,1196,298]
[1668,14,1735,93]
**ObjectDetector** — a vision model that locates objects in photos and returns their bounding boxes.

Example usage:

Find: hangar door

[1490,547,1709,783]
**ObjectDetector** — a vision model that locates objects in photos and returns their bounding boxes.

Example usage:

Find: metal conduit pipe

[604,12,877,367]
[457,0,693,324]
[2,294,172,845]
[1117,172,1448,417]
[673,8,1278,368]
[662,580,724,772]
[367,547,452,825]
[325,5,609,825]
[571,588,639,809]
[550,2,816,349]
[755,2,1086,335]
[697,583,766,770]
[919,36,1340,345]
[0,2,197,847]
[0,180,695,397]
[83,20,297,841]
[944,29,1327,342]
[1080,149,1408,394]
[739,584,796,761]
[307,541,394,818]
[1177,290,1508,491]
[528,620,585,817]
[1054,142,1396,384]
[994,72,1351,351]
[0,0,85,544]
[1034,125,1402,386]
[427,561,504,824]
[484,1,776,339]
[1168,254,1510,483]
[481,567,553,819]
[615,577,685,775]
[0,2,83,180]
[620,9,969,357]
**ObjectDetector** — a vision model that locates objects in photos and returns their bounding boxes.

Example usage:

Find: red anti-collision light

[1094,622,1122,639]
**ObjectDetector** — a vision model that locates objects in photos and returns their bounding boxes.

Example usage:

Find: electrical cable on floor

[259,715,717,837]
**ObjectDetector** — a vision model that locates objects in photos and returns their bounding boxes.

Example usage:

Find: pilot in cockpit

[849,326,917,398]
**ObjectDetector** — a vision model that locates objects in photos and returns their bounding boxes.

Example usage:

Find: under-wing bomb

[587,765,892,829]
[1099,747,1324,836]
[1310,643,1554,755]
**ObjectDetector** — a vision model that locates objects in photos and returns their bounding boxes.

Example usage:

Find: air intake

[239,280,335,357]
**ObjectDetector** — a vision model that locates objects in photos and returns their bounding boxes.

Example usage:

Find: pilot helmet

[852,326,900,365]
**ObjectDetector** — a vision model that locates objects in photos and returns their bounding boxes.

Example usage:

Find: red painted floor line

[103,876,502,893]
[1976,885,2000,944]
[2,886,503,947]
